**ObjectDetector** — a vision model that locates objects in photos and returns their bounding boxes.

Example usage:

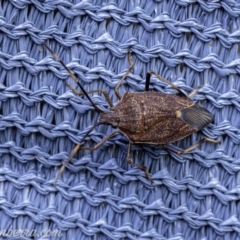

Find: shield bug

[44,43,219,184]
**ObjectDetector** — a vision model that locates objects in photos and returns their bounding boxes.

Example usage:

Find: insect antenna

[43,42,104,112]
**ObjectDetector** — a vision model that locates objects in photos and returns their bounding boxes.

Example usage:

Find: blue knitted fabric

[1,0,240,239]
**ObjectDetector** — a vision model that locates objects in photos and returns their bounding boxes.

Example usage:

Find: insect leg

[188,85,202,98]
[54,122,112,185]
[164,137,219,155]
[67,83,114,107]
[177,137,220,154]
[147,71,189,98]
[126,143,153,183]
[79,130,118,151]
[114,50,134,100]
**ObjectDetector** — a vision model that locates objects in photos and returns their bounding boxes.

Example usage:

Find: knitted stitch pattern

[0,1,240,239]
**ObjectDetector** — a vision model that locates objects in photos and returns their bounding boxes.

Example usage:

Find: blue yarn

[0,0,240,239]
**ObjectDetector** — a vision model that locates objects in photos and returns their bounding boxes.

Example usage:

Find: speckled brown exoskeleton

[44,43,219,184]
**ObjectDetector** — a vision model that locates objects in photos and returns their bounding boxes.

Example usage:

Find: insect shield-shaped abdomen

[100,91,214,145]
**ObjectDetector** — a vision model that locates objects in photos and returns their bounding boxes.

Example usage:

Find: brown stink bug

[44,43,219,184]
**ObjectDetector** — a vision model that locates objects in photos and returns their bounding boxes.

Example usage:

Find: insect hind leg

[147,71,189,99]
[177,137,220,154]
[126,143,153,183]
[164,137,220,155]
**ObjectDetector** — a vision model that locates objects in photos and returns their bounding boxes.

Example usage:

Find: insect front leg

[126,143,153,183]
[114,50,134,100]
[66,83,114,108]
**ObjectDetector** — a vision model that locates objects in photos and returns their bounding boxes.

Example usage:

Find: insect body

[44,43,219,183]
[99,91,213,145]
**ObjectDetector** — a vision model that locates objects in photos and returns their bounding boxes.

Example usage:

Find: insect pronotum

[44,43,219,184]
